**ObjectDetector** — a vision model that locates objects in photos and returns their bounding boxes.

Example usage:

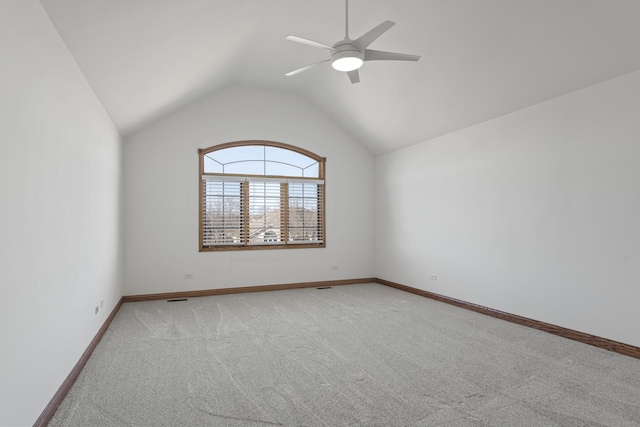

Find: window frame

[198,140,326,252]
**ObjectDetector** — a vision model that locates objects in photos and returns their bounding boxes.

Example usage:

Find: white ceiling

[40,0,640,154]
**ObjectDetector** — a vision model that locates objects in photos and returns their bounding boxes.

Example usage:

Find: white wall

[123,86,375,295]
[376,71,640,347]
[0,2,122,425]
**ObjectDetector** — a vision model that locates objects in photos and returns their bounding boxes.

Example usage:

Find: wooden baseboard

[33,297,124,427]
[375,278,640,360]
[123,278,377,302]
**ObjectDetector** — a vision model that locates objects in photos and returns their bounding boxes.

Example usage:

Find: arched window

[198,141,325,251]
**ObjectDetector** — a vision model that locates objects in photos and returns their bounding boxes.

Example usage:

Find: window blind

[201,177,323,247]
[202,180,245,246]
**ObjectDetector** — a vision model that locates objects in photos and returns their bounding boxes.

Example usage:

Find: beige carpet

[49,283,640,426]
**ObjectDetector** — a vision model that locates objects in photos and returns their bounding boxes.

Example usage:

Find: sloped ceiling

[40,0,640,154]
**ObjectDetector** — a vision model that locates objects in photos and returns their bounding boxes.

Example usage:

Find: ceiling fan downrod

[345,0,350,39]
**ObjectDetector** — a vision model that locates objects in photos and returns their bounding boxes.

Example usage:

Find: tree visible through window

[198,141,325,251]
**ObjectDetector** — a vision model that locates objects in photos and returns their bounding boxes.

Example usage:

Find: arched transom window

[198,141,325,251]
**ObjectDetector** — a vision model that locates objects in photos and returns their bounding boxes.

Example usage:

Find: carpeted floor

[49,283,640,426]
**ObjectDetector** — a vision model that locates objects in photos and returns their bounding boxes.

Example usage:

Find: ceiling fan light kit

[286,0,420,83]
[331,45,364,71]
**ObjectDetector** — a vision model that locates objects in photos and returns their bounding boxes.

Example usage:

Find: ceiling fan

[285,0,420,84]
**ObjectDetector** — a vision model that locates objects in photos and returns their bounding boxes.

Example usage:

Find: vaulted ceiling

[40,0,640,154]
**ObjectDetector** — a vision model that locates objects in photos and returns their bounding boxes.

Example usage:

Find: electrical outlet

[94,306,99,315]
[430,274,438,281]
[184,274,193,279]
[331,266,338,271]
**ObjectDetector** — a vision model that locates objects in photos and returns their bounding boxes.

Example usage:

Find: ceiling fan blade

[364,49,421,62]
[285,35,334,50]
[285,59,331,77]
[353,20,395,50]
[347,70,360,84]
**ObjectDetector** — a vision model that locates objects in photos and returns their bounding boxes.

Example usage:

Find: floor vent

[316,287,333,290]
[167,298,188,302]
